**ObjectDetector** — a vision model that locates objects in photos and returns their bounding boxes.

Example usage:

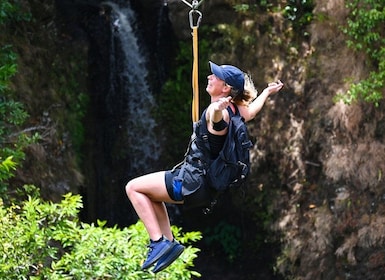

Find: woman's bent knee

[125,179,136,198]
[125,176,150,198]
[124,172,169,201]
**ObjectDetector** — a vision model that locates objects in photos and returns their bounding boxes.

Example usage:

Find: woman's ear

[223,84,232,94]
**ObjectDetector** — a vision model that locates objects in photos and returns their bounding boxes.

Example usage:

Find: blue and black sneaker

[153,240,185,273]
[141,236,173,270]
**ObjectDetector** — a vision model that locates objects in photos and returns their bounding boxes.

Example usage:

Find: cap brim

[209,61,225,81]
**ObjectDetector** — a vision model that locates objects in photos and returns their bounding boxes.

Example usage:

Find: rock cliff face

[6,0,385,279]
[267,1,385,278]
[5,0,87,202]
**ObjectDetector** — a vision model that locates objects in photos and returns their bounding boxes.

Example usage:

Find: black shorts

[165,167,182,201]
[165,165,213,209]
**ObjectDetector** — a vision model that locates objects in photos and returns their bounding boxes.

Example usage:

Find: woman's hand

[208,96,232,124]
[212,96,232,112]
[264,80,284,95]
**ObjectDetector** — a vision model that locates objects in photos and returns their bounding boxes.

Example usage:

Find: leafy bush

[0,46,38,197]
[338,0,385,106]
[204,221,241,263]
[234,0,314,36]
[283,0,314,36]
[0,3,37,198]
[0,0,31,24]
[0,188,202,279]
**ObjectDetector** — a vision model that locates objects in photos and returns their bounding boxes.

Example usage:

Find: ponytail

[232,73,258,106]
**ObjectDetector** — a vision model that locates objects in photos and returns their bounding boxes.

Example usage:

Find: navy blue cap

[209,61,245,92]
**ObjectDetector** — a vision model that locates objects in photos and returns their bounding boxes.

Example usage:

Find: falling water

[105,1,160,174]
[77,0,171,225]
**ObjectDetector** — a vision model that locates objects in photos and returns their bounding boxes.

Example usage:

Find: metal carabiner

[189,9,202,29]
[181,0,204,28]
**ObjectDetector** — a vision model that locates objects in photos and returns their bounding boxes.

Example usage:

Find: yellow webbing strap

[183,0,203,123]
[192,26,199,123]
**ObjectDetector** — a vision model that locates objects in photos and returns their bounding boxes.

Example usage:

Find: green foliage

[204,221,241,263]
[234,0,314,36]
[0,0,32,24]
[0,0,39,199]
[338,0,385,106]
[0,98,29,126]
[66,91,89,158]
[0,156,17,183]
[157,37,210,164]
[233,1,272,13]
[0,189,202,279]
[0,74,38,197]
[0,46,36,196]
[283,0,314,36]
[0,45,17,92]
[157,41,193,163]
[49,54,89,162]
[234,4,254,13]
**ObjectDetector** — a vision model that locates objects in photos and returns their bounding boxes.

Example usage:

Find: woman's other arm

[240,80,284,122]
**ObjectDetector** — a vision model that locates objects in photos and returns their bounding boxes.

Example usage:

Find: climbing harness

[181,0,204,123]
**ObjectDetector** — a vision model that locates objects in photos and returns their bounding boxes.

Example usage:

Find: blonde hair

[231,73,258,106]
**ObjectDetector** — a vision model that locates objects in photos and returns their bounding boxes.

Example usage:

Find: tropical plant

[0,188,202,279]
[338,0,385,106]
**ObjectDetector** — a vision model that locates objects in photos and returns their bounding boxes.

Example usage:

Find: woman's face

[206,74,227,96]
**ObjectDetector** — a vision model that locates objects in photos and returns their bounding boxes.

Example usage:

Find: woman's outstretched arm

[240,80,284,122]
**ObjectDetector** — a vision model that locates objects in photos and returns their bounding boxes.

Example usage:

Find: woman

[125,61,284,273]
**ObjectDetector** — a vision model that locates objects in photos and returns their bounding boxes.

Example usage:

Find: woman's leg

[152,201,173,241]
[125,171,179,241]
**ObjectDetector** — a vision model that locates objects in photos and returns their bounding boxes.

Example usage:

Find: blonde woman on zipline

[125,61,284,273]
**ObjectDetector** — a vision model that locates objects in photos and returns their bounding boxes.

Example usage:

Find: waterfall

[76,0,171,225]
[105,1,160,174]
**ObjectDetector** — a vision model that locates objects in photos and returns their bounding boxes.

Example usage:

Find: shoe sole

[141,243,173,270]
[153,244,185,273]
